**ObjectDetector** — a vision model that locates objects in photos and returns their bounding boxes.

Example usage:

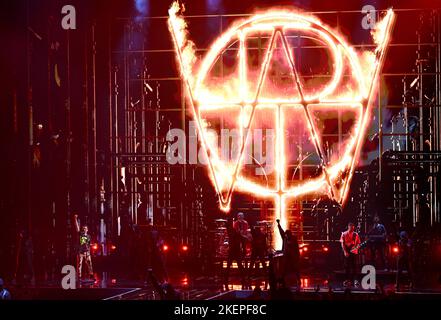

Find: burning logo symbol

[169,2,394,245]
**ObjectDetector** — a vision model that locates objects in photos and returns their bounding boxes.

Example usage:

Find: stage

[7,269,441,300]
[1,0,441,307]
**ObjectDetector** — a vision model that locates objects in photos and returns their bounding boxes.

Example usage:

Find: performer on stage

[74,215,94,280]
[367,215,388,270]
[225,212,249,289]
[233,212,252,256]
[14,228,35,286]
[146,219,168,283]
[340,222,361,287]
[248,225,267,280]
[396,231,413,291]
[276,219,300,288]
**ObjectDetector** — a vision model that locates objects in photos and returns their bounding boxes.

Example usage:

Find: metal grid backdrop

[108,8,441,249]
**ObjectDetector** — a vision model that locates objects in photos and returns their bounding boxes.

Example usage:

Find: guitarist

[340,222,361,287]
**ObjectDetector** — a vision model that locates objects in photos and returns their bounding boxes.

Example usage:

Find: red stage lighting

[323,246,329,252]
[163,244,169,252]
[392,246,399,254]
[111,245,117,251]
[303,246,308,252]
[301,278,309,288]
[91,243,99,251]
[181,245,189,252]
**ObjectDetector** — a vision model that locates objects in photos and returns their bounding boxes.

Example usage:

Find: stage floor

[6,269,441,300]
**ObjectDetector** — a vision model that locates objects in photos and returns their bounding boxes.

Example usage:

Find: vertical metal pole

[26,0,33,234]
[66,29,72,260]
[47,18,53,133]
[114,66,120,231]
[113,20,120,237]
[125,23,132,223]
[418,33,424,152]
[83,29,91,222]
[92,24,98,227]
[378,78,383,182]
[434,10,441,222]
[416,26,423,226]
[429,12,435,226]
[108,18,114,238]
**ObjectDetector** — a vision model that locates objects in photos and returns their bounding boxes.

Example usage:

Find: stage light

[111,279,117,284]
[169,2,395,248]
[392,245,399,254]
[163,244,169,252]
[91,243,99,251]
[111,245,117,251]
[134,0,150,16]
[181,245,189,252]
[222,261,239,269]
[301,277,309,288]
[323,246,329,252]
[207,0,222,13]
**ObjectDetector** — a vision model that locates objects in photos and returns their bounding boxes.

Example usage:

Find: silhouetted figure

[248,226,267,279]
[368,215,387,270]
[145,219,168,283]
[411,221,427,288]
[15,229,35,286]
[44,240,58,282]
[276,219,300,288]
[248,286,264,300]
[396,231,413,291]
[225,213,248,289]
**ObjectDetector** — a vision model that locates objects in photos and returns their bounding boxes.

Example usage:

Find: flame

[169,3,395,248]
[168,1,196,85]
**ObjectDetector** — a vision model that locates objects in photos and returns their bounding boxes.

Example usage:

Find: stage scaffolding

[107,8,441,253]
